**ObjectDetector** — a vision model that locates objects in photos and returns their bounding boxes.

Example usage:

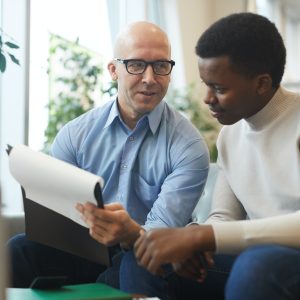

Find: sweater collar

[245,86,292,131]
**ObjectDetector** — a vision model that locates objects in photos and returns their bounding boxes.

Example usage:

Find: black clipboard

[7,145,111,267]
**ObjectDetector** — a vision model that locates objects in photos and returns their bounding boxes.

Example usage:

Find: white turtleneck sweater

[206,86,300,254]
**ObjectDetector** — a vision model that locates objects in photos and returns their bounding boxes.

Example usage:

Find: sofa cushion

[192,163,218,223]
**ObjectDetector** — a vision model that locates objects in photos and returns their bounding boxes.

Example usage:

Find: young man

[8,21,209,299]
[135,13,300,299]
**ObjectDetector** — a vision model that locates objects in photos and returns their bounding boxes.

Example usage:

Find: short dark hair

[195,12,286,88]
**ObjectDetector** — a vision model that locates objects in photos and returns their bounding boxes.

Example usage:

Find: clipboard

[7,144,111,266]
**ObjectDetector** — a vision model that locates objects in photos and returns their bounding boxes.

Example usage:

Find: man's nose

[203,87,217,105]
[142,65,156,82]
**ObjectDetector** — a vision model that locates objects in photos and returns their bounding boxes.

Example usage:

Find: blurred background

[1,0,300,213]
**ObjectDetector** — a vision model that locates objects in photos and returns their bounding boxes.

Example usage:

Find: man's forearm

[191,224,216,252]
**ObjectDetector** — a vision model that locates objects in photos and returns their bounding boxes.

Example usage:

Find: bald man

[8,21,209,298]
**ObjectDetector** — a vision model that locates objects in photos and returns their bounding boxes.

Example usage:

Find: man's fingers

[89,227,105,242]
[134,233,161,275]
[75,203,84,212]
[134,235,147,262]
[147,256,162,275]
[104,202,124,211]
[204,252,215,268]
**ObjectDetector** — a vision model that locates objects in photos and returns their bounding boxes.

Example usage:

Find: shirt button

[129,136,134,141]
[121,164,127,169]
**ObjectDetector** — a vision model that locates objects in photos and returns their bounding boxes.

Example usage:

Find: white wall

[175,0,247,91]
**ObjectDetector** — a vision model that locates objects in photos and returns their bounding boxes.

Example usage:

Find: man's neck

[117,100,143,130]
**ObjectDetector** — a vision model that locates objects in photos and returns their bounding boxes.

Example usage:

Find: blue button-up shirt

[51,99,209,230]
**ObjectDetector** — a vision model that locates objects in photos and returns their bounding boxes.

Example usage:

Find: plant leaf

[0,52,7,72]
[5,41,19,49]
[8,53,20,65]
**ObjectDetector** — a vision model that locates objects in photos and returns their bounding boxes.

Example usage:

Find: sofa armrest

[192,163,218,223]
[2,213,25,240]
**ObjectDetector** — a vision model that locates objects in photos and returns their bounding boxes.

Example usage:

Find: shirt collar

[104,99,120,129]
[104,98,165,134]
[147,101,165,135]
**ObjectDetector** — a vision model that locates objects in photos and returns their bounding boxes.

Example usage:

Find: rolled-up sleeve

[144,136,210,230]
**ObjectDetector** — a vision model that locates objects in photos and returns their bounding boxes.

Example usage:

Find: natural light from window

[29,0,112,151]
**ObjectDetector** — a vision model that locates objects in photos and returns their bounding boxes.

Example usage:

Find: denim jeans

[10,234,300,299]
[226,245,300,300]
[7,233,106,287]
[7,233,170,298]
[166,254,236,300]
[120,250,172,299]
[167,245,300,300]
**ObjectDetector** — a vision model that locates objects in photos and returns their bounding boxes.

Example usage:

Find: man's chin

[217,116,241,125]
[135,102,160,114]
[136,107,154,115]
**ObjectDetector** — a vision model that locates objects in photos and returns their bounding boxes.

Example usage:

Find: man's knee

[7,233,31,263]
[120,250,140,278]
[226,245,300,300]
[120,250,168,299]
[7,233,27,249]
[227,245,280,282]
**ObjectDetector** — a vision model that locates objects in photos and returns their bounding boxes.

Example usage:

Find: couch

[192,163,218,223]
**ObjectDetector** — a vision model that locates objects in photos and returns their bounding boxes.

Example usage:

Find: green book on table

[7,283,132,300]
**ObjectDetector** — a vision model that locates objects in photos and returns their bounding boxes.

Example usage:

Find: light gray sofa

[2,163,218,240]
[2,212,25,241]
[192,163,218,223]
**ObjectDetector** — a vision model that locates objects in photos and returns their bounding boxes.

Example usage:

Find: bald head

[114,21,171,59]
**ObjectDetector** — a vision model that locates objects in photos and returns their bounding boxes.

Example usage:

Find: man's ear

[108,61,118,81]
[256,74,273,95]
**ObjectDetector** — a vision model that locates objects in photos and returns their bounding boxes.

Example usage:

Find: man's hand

[76,202,142,248]
[134,225,216,275]
[173,251,215,282]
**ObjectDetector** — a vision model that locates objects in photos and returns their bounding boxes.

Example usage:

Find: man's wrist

[120,222,144,250]
[193,224,216,252]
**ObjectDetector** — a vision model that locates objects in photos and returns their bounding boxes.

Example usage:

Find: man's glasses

[114,59,175,76]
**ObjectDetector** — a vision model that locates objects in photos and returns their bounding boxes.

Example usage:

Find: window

[1,0,113,213]
[29,0,112,150]
[254,0,300,92]
[1,0,167,213]
[0,0,30,213]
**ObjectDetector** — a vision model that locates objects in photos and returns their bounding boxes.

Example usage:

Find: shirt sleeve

[144,138,210,230]
[50,123,78,166]
[205,169,247,223]
[212,211,300,254]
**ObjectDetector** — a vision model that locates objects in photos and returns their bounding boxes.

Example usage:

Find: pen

[94,182,104,208]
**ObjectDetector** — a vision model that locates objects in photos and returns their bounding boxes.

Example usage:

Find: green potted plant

[166,83,221,162]
[43,34,115,153]
[0,31,20,73]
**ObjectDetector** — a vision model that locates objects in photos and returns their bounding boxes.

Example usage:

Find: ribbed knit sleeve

[212,211,300,254]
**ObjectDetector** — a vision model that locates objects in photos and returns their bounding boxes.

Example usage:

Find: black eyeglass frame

[114,58,175,76]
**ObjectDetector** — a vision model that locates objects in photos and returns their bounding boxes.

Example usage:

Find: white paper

[8,144,104,227]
